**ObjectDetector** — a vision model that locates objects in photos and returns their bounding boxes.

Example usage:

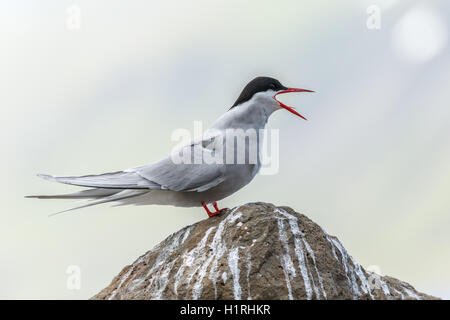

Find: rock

[92,202,438,300]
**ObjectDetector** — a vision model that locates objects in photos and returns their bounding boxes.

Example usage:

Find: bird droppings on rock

[92,202,438,300]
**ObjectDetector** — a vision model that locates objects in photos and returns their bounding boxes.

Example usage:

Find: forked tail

[26,172,152,216]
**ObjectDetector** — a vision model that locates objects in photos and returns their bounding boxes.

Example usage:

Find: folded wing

[129,136,226,192]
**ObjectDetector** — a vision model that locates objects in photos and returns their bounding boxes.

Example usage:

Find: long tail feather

[48,189,149,217]
[25,188,120,199]
[36,172,159,189]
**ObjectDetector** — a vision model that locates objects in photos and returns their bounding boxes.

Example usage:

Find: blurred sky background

[1,0,449,299]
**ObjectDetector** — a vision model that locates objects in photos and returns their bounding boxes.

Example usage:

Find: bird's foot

[202,201,228,217]
[213,202,228,213]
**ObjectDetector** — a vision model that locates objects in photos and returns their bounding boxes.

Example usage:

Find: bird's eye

[270,83,276,90]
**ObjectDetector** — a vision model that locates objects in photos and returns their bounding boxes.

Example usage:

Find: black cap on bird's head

[231,76,313,120]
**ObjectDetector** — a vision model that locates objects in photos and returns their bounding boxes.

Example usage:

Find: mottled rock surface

[93,202,437,300]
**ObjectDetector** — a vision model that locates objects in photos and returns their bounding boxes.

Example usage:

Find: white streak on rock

[109,264,135,299]
[190,225,225,299]
[181,226,193,244]
[120,256,145,293]
[276,217,296,300]
[281,254,295,300]
[330,238,361,298]
[206,208,243,298]
[147,227,187,278]
[275,209,313,299]
[301,237,327,299]
[149,258,178,299]
[307,266,320,299]
[246,250,252,300]
[328,235,376,300]
[379,279,391,297]
[321,229,339,261]
[228,246,241,300]
[125,227,190,298]
[221,272,228,284]
[402,287,421,300]
[229,210,243,224]
[173,226,216,298]
[392,288,405,300]
[349,256,374,299]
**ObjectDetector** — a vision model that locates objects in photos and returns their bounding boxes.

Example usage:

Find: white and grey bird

[27,77,313,217]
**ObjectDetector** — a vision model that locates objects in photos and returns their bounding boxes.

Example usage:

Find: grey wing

[37,135,226,193]
[129,137,226,192]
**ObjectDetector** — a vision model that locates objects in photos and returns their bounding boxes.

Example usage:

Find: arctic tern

[27,76,313,217]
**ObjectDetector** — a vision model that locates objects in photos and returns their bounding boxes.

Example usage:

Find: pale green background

[1,0,449,299]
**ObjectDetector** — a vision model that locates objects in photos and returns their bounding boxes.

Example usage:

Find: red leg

[201,201,214,217]
[213,202,228,213]
[202,201,228,217]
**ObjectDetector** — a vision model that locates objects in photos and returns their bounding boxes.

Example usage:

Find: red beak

[274,88,314,121]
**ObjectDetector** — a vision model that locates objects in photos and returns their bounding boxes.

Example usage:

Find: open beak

[274,88,314,121]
